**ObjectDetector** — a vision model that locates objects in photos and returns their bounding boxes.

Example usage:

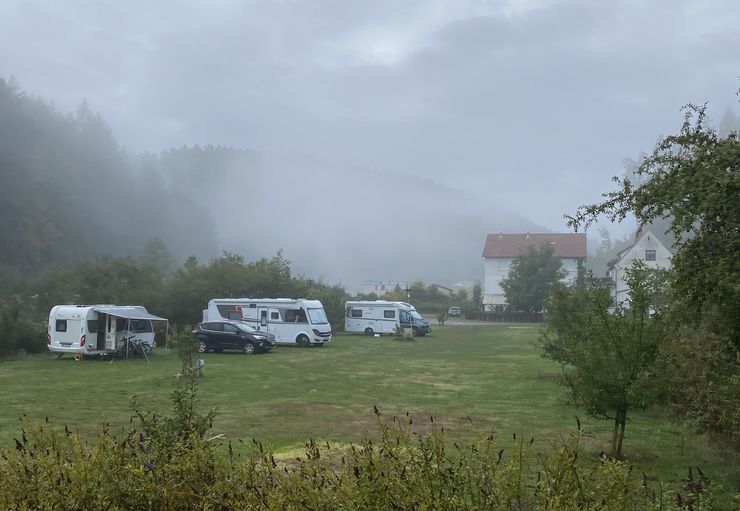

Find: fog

[1,0,737,290]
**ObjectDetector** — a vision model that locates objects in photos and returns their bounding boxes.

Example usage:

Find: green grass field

[1,324,738,497]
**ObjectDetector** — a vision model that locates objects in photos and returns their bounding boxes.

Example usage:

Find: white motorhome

[47,305,167,357]
[204,298,332,346]
[344,301,432,336]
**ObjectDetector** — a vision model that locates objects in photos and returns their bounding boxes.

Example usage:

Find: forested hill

[1,78,543,289]
[0,79,217,283]
[148,148,543,288]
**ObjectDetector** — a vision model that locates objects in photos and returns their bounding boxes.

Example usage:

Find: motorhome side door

[105,314,116,350]
[399,310,412,329]
[257,307,269,333]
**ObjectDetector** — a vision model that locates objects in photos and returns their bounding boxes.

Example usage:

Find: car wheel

[364,327,374,336]
[243,342,256,355]
[297,334,311,347]
[197,340,208,353]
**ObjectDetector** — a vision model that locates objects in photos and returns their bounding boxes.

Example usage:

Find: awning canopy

[93,307,168,322]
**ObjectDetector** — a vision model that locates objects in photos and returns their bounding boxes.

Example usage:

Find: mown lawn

[0,324,738,498]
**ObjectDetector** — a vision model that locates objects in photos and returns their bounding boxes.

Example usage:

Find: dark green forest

[0,79,218,284]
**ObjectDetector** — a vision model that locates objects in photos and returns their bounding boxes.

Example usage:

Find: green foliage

[567,103,739,346]
[0,394,717,510]
[542,262,667,458]
[0,300,47,355]
[500,245,566,313]
[657,325,740,445]
[472,281,482,310]
[168,325,198,375]
[566,101,740,446]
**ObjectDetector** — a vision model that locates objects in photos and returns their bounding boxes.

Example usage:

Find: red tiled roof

[482,233,587,258]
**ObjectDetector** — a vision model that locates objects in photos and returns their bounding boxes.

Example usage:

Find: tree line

[0,247,347,356]
[0,78,218,288]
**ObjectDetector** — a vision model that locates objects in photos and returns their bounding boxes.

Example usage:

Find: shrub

[0,388,723,510]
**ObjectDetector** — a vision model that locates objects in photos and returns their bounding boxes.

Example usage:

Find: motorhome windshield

[307,308,328,324]
[411,311,424,321]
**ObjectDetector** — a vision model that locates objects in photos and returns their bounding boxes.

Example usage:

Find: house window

[351,309,363,318]
[645,250,656,261]
[384,310,395,319]
[55,320,67,332]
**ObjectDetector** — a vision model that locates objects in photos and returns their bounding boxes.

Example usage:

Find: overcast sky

[1,0,737,233]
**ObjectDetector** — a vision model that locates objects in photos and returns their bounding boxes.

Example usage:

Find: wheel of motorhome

[197,341,208,353]
[297,334,311,347]
[243,342,256,354]
[364,327,374,336]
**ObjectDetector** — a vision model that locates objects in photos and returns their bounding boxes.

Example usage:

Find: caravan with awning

[47,305,167,357]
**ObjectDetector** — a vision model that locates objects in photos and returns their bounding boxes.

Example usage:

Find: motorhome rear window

[351,309,363,318]
[87,320,98,333]
[384,310,395,319]
[55,320,67,332]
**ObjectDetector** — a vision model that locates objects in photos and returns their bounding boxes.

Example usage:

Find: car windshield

[411,311,424,320]
[307,308,328,324]
[235,322,256,333]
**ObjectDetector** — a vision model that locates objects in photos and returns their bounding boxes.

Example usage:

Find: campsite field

[0,324,738,496]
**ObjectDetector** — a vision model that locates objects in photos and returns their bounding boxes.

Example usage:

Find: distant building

[607,228,672,304]
[362,280,408,296]
[430,284,453,297]
[482,232,587,309]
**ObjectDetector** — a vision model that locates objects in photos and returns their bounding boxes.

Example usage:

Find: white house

[482,233,587,309]
[608,228,672,304]
[362,280,408,296]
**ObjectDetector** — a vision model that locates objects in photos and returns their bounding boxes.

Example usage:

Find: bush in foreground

[0,382,723,510]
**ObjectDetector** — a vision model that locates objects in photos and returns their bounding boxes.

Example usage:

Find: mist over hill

[1,78,544,289]
[150,147,544,290]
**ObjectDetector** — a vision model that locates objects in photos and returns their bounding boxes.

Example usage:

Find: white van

[344,300,432,336]
[47,305,167,356]
[204,298,332,346]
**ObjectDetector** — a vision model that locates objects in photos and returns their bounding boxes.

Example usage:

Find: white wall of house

[483,257,583,307]
[483,257,512,305]
[362,280,408,296]
[611,231,672,304]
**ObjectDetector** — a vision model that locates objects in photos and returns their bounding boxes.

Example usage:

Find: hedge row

[464,311,545,323]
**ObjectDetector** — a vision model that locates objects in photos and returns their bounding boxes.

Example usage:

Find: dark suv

[194,320,276,354]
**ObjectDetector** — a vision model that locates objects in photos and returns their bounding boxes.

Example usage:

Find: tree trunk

[611,414,620,457]
[616,409,627,459]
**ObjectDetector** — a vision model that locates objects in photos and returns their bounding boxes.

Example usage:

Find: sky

[1,0,738,234]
